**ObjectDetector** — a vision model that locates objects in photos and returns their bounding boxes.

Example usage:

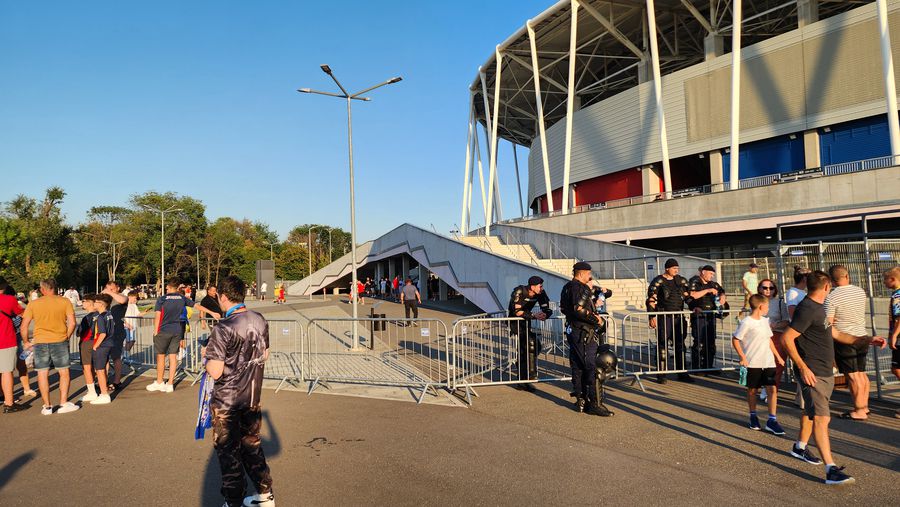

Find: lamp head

[297,88,311,93]
[388,76,403,84]
[320,64,332,74]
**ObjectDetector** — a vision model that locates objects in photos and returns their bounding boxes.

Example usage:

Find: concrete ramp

[287,223,569,314]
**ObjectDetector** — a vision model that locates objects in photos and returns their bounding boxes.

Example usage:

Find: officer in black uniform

[507,276,552,392]
[560,262,610,416]
[688,265,727,372]
[646,258,692,384]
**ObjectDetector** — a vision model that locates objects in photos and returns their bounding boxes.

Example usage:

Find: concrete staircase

[458,235,647,312]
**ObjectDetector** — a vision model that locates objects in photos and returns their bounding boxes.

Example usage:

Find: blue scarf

[195,367,214,440]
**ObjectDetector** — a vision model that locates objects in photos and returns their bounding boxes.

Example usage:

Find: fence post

[861,219,883,400]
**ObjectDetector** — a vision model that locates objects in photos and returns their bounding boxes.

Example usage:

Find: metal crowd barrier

[449,315,617,404]
[304,317,450,403]
[620,310,742,391]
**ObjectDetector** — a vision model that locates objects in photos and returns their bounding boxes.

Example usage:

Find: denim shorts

[32,341,71,370]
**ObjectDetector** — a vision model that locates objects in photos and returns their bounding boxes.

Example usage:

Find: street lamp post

[327,228,333,263]
[142,204,182,288]
[102,240,125,281]
[307,227,317,301]
[88,251,107,293]
[298,65,402,349]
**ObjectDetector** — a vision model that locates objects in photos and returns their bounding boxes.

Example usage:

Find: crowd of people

[505,259,899,486]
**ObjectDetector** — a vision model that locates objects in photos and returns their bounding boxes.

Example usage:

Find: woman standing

[757,278,790,406]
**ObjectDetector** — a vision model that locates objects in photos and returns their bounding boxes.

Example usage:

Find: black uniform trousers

[512,319,538,381]
[404,301,418,319]
[213,406,273,507]
[656,314,687,372]
[567,325,598,402]
[691,312,717,370]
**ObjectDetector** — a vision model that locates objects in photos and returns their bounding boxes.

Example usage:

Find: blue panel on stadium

[721,135,805,179]
[819,115,891,165]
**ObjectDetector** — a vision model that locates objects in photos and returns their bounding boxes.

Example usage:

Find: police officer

[561,262,610,416]
[507,276,552,392]
[647,258,692,384]
[688,265,727,372]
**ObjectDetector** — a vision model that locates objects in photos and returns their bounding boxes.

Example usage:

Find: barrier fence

[619,310,742,390]
[303,317,450,403]
[58,308,895,404]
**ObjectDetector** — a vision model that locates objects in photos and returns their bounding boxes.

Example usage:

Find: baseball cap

[700,265,716,272]
[573,261,592,272]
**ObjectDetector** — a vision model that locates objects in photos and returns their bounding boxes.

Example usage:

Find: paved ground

[2,300,898,506]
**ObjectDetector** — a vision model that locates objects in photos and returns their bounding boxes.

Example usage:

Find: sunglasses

[760,286,775,290]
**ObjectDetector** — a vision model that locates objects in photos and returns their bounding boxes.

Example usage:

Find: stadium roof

[471,0,870,146]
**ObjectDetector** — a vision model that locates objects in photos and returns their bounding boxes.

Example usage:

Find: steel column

[561,0,580,214]
[729,0,743,188]
[877,0,900,161]
[646,0,673,197]
[485,48,503,235]
[461,101,475,236]
[527,20,555,213]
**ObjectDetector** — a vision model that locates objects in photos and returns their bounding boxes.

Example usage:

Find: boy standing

[89,294,115,405]
[884,266,900,419]
[78,295,100,401]
[148,278,219,393]
[732,294,785,434]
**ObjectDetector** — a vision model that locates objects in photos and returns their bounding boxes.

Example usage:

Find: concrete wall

[491,224,714,282]
[527,1,900,204]
[514,166,900,241]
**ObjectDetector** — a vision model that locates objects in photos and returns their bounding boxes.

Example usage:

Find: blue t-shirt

[78,311,97,343]
[93,311,115,348]
[154,293,194,335]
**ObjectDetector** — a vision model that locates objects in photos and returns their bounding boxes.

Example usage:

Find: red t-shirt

[357,282,365,294]
[0,294,24,349]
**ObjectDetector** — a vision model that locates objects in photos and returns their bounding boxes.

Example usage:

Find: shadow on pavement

[200,410,281,506]
[0,451,35,491]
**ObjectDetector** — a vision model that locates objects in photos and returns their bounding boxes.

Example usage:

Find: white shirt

[786,287,806,308]
[63,289,81,308]
[261,282,268,292]
[733,315,775,368]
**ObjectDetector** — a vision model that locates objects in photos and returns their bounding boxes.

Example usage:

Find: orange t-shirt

[22,295,74,343]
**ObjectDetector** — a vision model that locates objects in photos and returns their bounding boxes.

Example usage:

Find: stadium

[293,0,899,314]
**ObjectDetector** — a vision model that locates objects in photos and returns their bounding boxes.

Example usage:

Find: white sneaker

[162,383,174,393]
[82,391,98,402]
[243,492,275,507]
[41,405,54,415]
[146,381,165,392]
[57,402,80,414]
[90,394,111,405]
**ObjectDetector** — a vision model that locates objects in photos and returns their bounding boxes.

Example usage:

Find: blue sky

[1,0,549,241]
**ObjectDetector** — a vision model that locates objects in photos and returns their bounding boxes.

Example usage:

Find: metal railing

[303,317,450,403]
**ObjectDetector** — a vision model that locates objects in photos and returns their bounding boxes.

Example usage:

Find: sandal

[838,411,867,421]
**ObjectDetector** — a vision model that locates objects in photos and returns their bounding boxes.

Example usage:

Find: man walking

[742,263,759,311]
[782,271,883,485]
[205,275,275,507]
[561,262,609,416]
[507,276,552,391]
[400,278,421,322]
[825,265,870,421]
[647,259,692,383]
[688,265,727,372]
[20,279,78,414]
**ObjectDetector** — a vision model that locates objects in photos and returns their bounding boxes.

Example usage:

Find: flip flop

[838,411,867,421]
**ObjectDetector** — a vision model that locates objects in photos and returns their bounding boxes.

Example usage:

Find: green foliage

[1,188,349,290]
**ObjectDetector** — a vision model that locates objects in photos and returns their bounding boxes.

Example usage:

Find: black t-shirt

[789,297,833,378]
[108,299,127,343]
[200,295,222,317]
[687,276,724,311]
[206,310,269,411]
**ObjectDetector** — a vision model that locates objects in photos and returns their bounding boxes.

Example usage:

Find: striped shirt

[824,284,867,337]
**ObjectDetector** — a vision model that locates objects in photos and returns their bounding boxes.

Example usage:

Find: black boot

[586,402,613,417]
[574,397,586,413]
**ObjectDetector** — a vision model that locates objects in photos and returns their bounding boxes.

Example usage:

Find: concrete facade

[508,167,900,242]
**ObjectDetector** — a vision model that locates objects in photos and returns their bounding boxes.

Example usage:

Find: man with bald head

[825,265,870,421]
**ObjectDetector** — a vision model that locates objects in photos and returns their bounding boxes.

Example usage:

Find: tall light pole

[142,204,182,287]
[298,65,402,349]
[327,228,333,263]
[265,240,278,278]
[307,227,318,300]
[102,240,125,281]
[88,251,107,293]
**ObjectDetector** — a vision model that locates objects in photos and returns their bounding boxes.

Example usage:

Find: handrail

[496,154,894,226]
